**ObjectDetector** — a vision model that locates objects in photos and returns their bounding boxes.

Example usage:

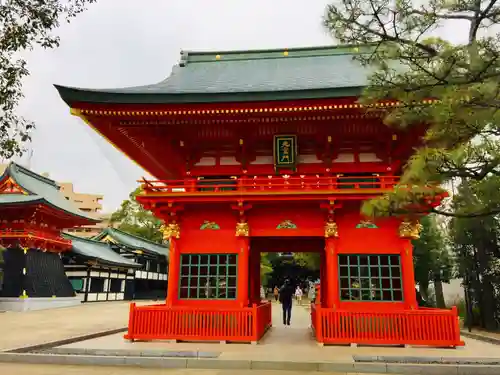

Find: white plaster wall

[0,297,81,312]
[441,278,464,304]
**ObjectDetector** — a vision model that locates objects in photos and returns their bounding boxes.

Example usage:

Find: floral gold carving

[161,223,180,240]
[324,221,339,238]
[399,221,423,239]
[355,220,378,229]
[276,220,297,229]
[200,221,220,230]
[236,222,249,237]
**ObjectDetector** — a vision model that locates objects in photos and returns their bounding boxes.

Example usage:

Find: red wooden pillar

[401,241,418,309]
[248,248,260,304]
[237,237,250,308]
[319,250,326,307]
[166,238,180,307]
[254,250,261,302]
[325,238,339,309]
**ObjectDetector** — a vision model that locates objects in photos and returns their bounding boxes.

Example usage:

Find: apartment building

[58,182,113,237]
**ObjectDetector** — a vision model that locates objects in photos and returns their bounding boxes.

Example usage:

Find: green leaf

[0,0,96,157]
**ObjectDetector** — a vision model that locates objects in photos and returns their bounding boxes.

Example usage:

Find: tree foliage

[413,214,453,307]
[260,253,273,285]
[449,180,500,329]
[110,187,163,243]
[293,252,321,271]
[324,0,500,218]
[0,0,96,158]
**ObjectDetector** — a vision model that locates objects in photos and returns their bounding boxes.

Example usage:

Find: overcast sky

[12,0,333,212]
[12,0,466,213]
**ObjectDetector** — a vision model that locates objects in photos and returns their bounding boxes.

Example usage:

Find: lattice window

[339,254,403,302]
[179,254,237,299]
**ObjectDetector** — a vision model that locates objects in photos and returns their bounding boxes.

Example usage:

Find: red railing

[125,302,272,343]
[140,175,400,195]
[312,306,464,347]
[255,300,272,337]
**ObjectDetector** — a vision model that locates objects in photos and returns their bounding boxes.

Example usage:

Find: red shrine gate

[55,45,463,347]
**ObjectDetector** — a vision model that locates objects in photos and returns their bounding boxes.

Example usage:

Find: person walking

[295,286,303,305]
[273,286,279,302]
[308,283,315,303]
[279,279,294,326]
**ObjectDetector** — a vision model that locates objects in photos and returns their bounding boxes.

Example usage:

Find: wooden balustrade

[125,301,461,346]
[139,175,400,195]
[125,302,272,343]
[311,306,464,347]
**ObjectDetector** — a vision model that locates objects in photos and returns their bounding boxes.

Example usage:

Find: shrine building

[55,45,463,346]
[0,162,100,311]
[62,228,169,302]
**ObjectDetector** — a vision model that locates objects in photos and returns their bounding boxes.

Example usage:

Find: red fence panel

[124,302,272,343]
[312,307,464,347]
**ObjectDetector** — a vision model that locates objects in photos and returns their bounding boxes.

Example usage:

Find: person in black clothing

[279,279,295,326]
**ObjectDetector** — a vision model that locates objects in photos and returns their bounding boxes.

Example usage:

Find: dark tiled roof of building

[55,44,374,105]
[93,228,169,258]
[63,232,141,268]
[0,162,99,222]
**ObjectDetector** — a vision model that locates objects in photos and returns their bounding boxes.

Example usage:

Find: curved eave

[54,84,365,106]
[90,258,142,269]
[63,233,142,269]
[113,243,168,260]
[0,198,100,225]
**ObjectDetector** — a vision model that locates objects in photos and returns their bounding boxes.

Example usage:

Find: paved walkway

[60,302,500,362]
[2,299,500,366]
[0,300,152,351]
[0,364,365,375]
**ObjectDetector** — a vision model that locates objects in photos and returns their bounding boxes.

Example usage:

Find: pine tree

[324,0,500,218]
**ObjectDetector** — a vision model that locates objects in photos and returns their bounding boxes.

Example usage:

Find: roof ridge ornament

[179,50,188,67]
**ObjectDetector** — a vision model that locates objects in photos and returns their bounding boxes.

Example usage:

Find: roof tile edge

[108,227,168,249]
[8,162,60,189]
[181,43,372,64]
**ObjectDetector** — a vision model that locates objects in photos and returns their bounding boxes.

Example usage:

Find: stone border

[4,327,127,353]
[461,331,500,346]
[0,352,499,374]
[34,347,221,358]
[354,355,500,365]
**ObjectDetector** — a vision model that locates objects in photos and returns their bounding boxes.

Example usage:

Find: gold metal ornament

[398,221,423,239]
[235,222,249,237]
[161,223,180,240]
[324,221,339,238]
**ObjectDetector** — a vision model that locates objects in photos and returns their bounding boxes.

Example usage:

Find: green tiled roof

[63,232,141,268]
[54,44,373,105]
[0,163,99,223]
[93,228,169,258]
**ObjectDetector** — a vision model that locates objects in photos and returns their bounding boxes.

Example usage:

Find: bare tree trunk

[419,282,429,302]
[434,279,446,308]
[480,277,497,331]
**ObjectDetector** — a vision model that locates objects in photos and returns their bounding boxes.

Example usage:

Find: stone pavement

[0,364,368,375]
[59,301,500,363]
[1,300,500,373]
[0,300,152,351]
